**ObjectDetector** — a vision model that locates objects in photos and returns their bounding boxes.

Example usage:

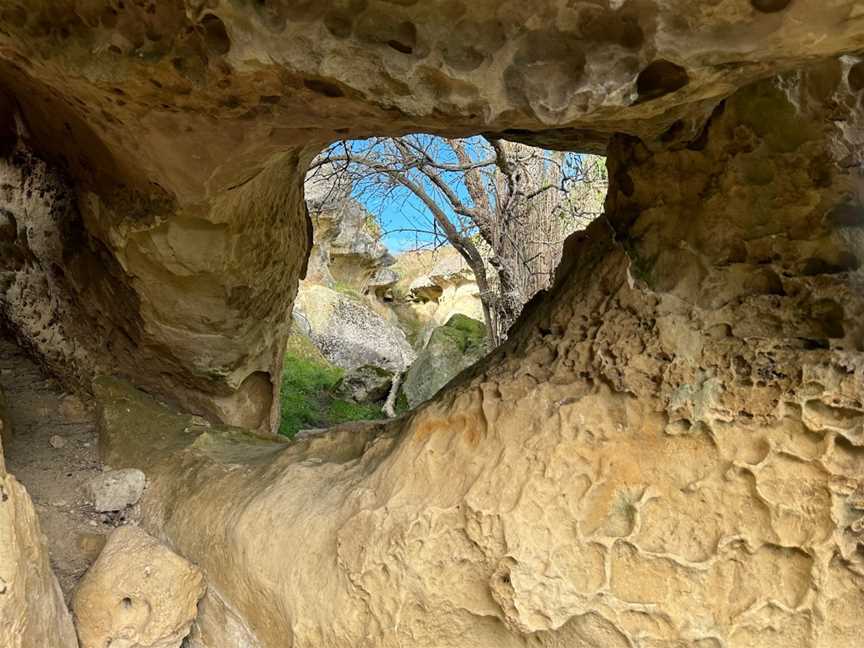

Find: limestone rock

[91,69,864,648]
[0,389,77,648]
[402,314,488,407]
[294,284,416,372]
[305,187,394,289]
[2,0,863,431]
[336,365,393,404]
[72,526,206,648]
[408,256,485,330]
[86,469,146,513]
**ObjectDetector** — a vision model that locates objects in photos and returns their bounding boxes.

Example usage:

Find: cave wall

[0,1,863,645]
[1,1,864,427]
[95,67,864,647]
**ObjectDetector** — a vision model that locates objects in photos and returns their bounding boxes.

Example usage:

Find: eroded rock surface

[93,69,864,648]
[3,3,864,648]
[2,1,864,428]
[73,525,206,648]
[305,171,394,289]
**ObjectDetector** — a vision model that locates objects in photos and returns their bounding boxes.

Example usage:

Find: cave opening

[281,135,607,437]
[2,2,864,646]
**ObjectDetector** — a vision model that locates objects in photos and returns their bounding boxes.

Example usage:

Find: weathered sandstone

[1,3,864,647]
[73,525,206,648]
[95,66,864,647]
[2,1,864,426]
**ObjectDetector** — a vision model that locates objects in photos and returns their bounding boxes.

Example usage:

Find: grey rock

[49,434,66,449]
[337,365,393,403]
[294,284,416,373]
[86,468,146,512]
[402,315,488,407]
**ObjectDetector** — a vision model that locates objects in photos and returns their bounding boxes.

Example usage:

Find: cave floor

[0,338,110,601]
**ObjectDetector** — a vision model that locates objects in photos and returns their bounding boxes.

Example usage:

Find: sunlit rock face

[1,1,864,426]
[97,67,864,647]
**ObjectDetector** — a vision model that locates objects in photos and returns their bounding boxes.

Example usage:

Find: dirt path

[0,337,110,601]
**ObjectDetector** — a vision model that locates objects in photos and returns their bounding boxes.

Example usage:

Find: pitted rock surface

[92,69,864,647]
[1,1,864,425]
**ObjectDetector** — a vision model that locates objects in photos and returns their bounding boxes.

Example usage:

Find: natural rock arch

[1,2,864,646]
[1,0,864,428]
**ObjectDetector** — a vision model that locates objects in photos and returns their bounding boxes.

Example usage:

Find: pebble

[49,434,66,449]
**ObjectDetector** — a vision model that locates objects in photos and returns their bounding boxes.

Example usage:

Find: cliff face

[1,2,864,646]
[304,170,395,289]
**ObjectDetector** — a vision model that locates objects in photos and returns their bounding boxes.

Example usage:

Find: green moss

[394,391,410,415]
[285,327,330,364]
[437,314,487,353]
[278,334,383,438]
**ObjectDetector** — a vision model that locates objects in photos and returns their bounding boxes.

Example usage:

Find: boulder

[294,284,416,373]
[336,365,393,404]
[304,172,395,290]
[0,388,77,648]
[402,315,488,407]
[72,526,206,648]
[86,469,146,513]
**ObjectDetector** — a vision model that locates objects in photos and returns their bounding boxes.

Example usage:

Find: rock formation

[304,172,395,289]
[2,0,863,430]
[1,2,864,647]
[402,313,487,407]
[90,66,864,647]
[72,526,206,648]
[294,283,416,372]
[407,254,485,331]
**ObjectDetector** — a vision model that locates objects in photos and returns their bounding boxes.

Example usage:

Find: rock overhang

[0,0,862,427]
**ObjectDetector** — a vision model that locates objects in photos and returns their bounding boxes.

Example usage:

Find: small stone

[72,527,205,648]
[85,469,146,512]
[76,532,107,562]
[88,520,98,527]
[49,434,66,449]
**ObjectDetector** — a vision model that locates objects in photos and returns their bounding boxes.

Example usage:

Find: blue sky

[346,136,483,254]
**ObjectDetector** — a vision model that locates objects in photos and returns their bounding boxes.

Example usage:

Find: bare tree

[308,136,606,345]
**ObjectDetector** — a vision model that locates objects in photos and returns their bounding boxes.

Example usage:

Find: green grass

[278,342,383,438]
